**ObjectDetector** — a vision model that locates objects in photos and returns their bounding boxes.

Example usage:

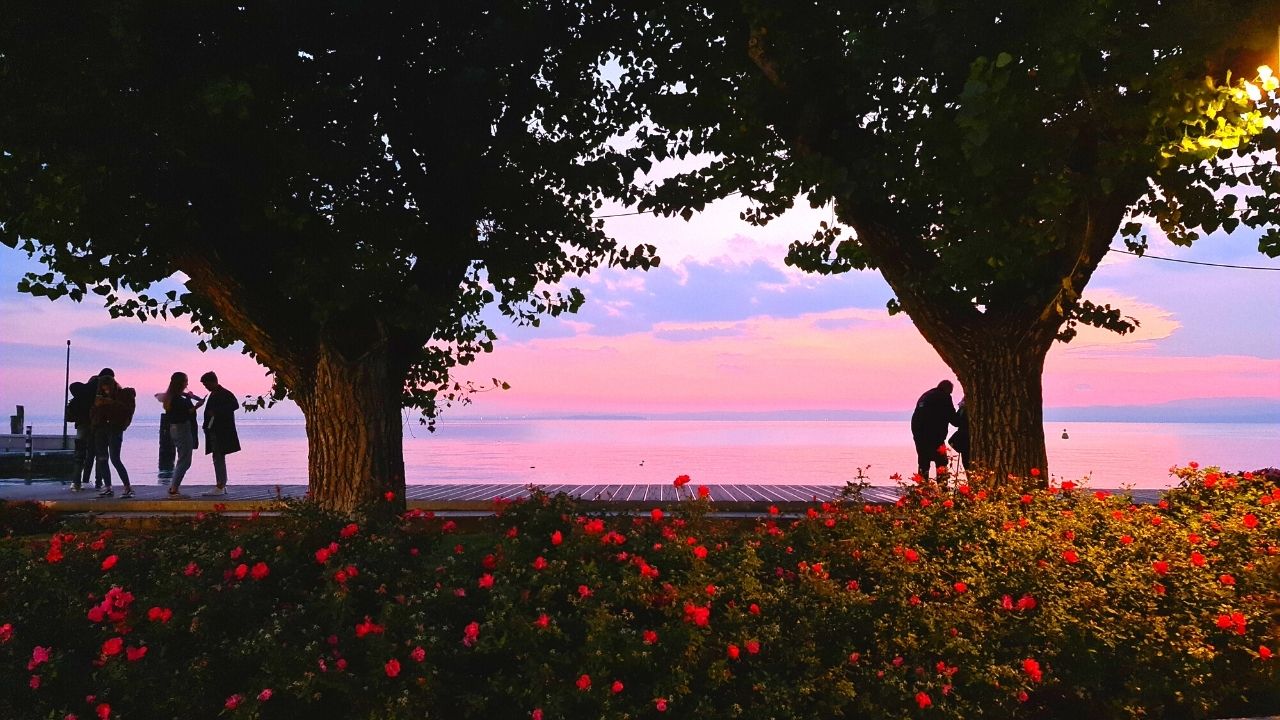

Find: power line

[1109,247,1280,271]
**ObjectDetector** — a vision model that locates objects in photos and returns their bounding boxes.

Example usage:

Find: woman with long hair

[161,372,204,497]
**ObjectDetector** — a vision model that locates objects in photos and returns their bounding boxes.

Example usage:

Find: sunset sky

[2,194,1279,426]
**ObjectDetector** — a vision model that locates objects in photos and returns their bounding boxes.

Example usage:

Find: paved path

[0,480,1166,514]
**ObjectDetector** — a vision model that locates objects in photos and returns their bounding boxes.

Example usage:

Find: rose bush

[0,465,1276,719]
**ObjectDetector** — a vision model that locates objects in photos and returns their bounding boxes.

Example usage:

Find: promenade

[0,480,1166,514]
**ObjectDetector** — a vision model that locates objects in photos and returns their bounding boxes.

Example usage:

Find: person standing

[949,399,970,472]
[90,369,136,498]
[161,372,204,498]
[199,372,240,496]
[910,380,957,479]
[67,375,100,491]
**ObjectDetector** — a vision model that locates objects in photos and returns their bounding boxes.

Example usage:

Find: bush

[0,500,59,538]
[0,466,1276,719]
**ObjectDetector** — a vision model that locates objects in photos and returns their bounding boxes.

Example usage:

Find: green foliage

[1,466,1277,719]
[0,1,659,419]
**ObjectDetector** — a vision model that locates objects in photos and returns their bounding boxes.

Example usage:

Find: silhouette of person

[911,380,956,479]
[90,369,136,498]
[160,372,204,497]
[949,399,970,471]
[199,372,240,496]
[67,374,100,491]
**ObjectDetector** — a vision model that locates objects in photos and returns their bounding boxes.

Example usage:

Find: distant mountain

[1044,397,1280,424]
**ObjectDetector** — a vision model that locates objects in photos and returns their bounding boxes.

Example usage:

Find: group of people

[910,379,969,479]
[66,369,240,498]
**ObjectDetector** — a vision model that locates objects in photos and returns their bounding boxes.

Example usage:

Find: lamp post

[62,340,70,449]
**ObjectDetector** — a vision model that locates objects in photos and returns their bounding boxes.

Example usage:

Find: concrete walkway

[0,480,1166,514]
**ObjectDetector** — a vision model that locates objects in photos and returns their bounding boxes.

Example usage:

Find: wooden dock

[0,481,1167,514]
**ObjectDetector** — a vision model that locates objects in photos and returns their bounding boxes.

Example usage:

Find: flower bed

[1,466,1277,719]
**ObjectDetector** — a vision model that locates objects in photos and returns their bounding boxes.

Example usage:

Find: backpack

[65,383,93,424]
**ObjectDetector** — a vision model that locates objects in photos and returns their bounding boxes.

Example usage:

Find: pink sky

[2,197,1279,422]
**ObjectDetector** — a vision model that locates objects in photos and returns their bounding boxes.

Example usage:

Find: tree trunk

[953,340,1051,488]
[293,343,406,515]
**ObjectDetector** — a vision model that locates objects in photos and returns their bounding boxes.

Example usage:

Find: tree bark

[293,342,406,515]
[952,337,1052,487]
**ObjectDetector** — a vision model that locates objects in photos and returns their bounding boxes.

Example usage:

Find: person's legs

[212,452,227,489]
[80,427,98,488]
[94,430,113,493]
[170,423,193,492]
[158,413,174,481]
[108,431,130,491]
[914,439,932,479]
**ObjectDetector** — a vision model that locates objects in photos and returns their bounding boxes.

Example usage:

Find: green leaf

[995,52,1013,68]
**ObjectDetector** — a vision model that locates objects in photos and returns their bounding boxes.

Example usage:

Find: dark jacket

[90,386,137,432]
[66,377,99,427]
[203,386,241,455]
[949,401,969,457]
[910,386,956,445]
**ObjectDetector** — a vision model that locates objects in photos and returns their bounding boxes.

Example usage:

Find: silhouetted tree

[626,0,1280,482]
[0,1,657,511]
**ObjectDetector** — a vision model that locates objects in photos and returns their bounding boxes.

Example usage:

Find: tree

[0,1,657,512]
[625,0,1280,482]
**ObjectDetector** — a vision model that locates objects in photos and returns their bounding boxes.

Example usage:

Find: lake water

[21,418,1279,489]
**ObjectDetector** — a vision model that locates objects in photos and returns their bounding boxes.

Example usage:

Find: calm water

[28,418,1278,489]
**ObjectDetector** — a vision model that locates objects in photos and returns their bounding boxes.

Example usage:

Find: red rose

[697,486,710,499]
[100,555,118,571]
[642,629,658,645]
[746,640,760,654]
[727,643,740,660]
[340,523,359,539]
[655,698,668,712]
[551,531,563,546]
[576,674,591,691]
[1243,514,1259,529]
[611,680,624,694]
[225,694,243,710]
[673,474,691,488]
[250,562,270,581]
[915,691,932,709]
[101,637,123,657]
[1022,658,1043,683]
[384,658,401,678]
[411,646,426,662]
[1062,550,1080,564]
[953,582,968,593]
[1152,560,1169,576]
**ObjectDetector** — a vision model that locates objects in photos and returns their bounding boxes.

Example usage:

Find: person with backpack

[89,368,137,498]
[66,375,99,492]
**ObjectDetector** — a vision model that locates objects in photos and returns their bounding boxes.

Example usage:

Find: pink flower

[655,697,668,712]
[250,562,270,581]
[147,606,173,623]
[462,621,480,647]
[28,645,51,670]
[225,694,244,710]
[183,561,201,576]
[0,623,11,643]
[257,688,273,702]
[100,555,118,571]
[411,646,426,662]
[532,710,543,720]
[29,674,40,690]
[355,617,385,638]
[385,658,401,678]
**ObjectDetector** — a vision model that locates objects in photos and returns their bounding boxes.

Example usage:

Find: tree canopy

[0,0,658,510]
[624,0,1280,481]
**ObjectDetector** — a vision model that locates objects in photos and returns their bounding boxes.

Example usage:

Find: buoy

[1061,429,1069,440]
